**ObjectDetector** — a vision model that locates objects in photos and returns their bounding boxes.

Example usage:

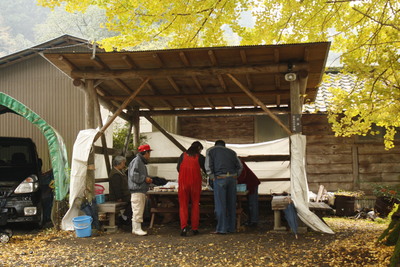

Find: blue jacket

[205,145,243,179]
[128,153,150,193]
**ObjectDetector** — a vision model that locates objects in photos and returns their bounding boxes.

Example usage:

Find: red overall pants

[178,153,202,230]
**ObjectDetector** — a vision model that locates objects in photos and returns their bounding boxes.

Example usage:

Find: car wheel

[34,203,44,229]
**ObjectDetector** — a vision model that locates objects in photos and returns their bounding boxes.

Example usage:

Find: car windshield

[0,144,32,166]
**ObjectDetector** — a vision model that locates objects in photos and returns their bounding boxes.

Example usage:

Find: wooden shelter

[41,42,330,198]
[41,42,330,144]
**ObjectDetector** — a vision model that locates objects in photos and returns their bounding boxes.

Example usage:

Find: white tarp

[290,134,334,234]
[61,128,112,231]
[145,132,290,194]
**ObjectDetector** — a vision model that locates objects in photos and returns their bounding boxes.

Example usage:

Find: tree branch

[189,0,223,43]
[352,7,400,31]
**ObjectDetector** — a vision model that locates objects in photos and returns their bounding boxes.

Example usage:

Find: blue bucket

[73,215,93,238]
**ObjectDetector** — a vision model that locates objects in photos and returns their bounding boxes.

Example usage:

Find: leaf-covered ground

[0,217,393,266]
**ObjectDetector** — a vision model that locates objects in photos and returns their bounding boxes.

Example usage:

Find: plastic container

[95,194,105,204]
[72,215,93,238]
[95,184,105,195]
[236,184,247,192]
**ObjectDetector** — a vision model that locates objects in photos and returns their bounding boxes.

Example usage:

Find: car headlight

[14,175,39,194]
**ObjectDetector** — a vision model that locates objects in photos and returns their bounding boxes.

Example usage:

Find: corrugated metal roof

[0,35,94,69]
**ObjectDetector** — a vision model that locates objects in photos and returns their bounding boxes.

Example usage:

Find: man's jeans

[213,176,237,233]
[248,185,259,224]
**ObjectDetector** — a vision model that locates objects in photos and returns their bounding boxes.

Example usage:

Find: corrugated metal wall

[0,56,85,171]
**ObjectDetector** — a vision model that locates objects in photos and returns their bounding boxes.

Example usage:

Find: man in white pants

[128,144,153,236]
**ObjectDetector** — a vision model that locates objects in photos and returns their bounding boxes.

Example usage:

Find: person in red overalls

[177,141,206,236]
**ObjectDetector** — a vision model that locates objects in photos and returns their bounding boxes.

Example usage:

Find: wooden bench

[97,201,128,232]
[271,195,333,232]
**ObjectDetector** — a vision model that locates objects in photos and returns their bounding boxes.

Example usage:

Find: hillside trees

[38,0,400,149]
[34,5,117,43]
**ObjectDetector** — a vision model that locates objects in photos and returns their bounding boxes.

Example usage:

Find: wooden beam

[94,77,150,142]
[58,55,78,72]
[122,55,137,68]
[138,107,288,117]
[149,155,290,164]
[71,62,309,80]
[104,90,289,101]
[144,115,186,152]
[227,73,292,135]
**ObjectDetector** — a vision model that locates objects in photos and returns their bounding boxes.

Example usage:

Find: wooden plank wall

[176,114,399,197]
[303,114,400,195]
[178,116,255,144]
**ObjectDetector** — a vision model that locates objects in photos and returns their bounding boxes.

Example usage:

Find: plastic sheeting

[61,128,112,231]
[145,132,291,194]
[0,92,69,201]
[61,129,97,230]
[290,134,334,234]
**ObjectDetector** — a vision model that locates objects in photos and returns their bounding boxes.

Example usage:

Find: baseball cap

[138,144,153,152]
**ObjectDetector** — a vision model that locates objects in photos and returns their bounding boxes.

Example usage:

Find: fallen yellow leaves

[0,218,394,266]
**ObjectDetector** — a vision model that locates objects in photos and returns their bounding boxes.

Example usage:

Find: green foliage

[112,122,133,151]
[378,204,400,266]
[113,122,147,152]
[372,184,400,202]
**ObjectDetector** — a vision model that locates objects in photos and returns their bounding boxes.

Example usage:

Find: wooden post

[290,79,302,133]
[133,110,140,150]
[84,79,96,203]
[85,79,96,129]
[90,82,111,174]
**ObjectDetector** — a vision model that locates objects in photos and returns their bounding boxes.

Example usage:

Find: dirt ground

[0,214,394,267]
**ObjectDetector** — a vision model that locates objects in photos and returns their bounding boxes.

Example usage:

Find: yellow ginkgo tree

[38,0,400,149]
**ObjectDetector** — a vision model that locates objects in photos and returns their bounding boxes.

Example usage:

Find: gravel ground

[0,217,394,266]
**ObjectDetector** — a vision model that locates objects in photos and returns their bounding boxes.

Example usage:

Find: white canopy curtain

[61,129,112,231]
[290,134,334,234]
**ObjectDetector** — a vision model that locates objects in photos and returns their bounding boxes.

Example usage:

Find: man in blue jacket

[205,140,243,234]
[128,144,153,236]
